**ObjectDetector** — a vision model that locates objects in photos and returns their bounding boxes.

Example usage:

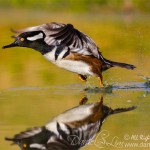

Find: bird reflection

[5,97,136,150]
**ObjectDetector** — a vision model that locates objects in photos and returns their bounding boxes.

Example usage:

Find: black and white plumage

[3,22,136,87]
[11,23,99,57]
[5,99,136,150]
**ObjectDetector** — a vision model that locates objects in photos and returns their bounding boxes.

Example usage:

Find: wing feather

[14,127,42,139]
[12,22,100,58]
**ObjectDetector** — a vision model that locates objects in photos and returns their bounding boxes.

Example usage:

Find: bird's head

[3,31,46,51]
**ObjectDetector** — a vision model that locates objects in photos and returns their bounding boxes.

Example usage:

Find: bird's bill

[2,40,18,49]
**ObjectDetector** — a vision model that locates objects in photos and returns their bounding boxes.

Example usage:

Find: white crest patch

[27,33,43,41]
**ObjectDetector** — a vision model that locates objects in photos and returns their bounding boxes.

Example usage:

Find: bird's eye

[20,38,25,42]
[23,143,27,148]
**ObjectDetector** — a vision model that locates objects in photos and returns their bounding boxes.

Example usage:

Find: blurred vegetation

[0,0,150,13]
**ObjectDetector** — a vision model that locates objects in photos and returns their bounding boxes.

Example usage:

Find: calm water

[0,9,150,150]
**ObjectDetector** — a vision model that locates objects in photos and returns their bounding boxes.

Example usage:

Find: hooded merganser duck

[5,98,136,150]
[3,22,136,87]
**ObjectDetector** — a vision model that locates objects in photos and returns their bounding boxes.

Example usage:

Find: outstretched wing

[12,22,101,59]
[5,127,42,142]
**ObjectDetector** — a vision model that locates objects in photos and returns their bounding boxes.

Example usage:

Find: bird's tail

[101,105,136,123]
[104,58,136,70]
[110,106,137,115]
[102,105,136,118]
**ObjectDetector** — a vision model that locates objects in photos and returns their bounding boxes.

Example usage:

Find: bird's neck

[29,41,55,55]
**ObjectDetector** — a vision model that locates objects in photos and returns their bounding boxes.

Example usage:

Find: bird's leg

[98,74,104,88]
[98,95,103,103]
[79,96,88,105]
[78,74,87,82]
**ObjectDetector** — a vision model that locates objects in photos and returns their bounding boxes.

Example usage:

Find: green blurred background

[0,0,150,150]
[0,0,150,13]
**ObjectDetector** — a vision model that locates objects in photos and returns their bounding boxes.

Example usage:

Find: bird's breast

[43,46,69,62]
[43,48,94,76]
